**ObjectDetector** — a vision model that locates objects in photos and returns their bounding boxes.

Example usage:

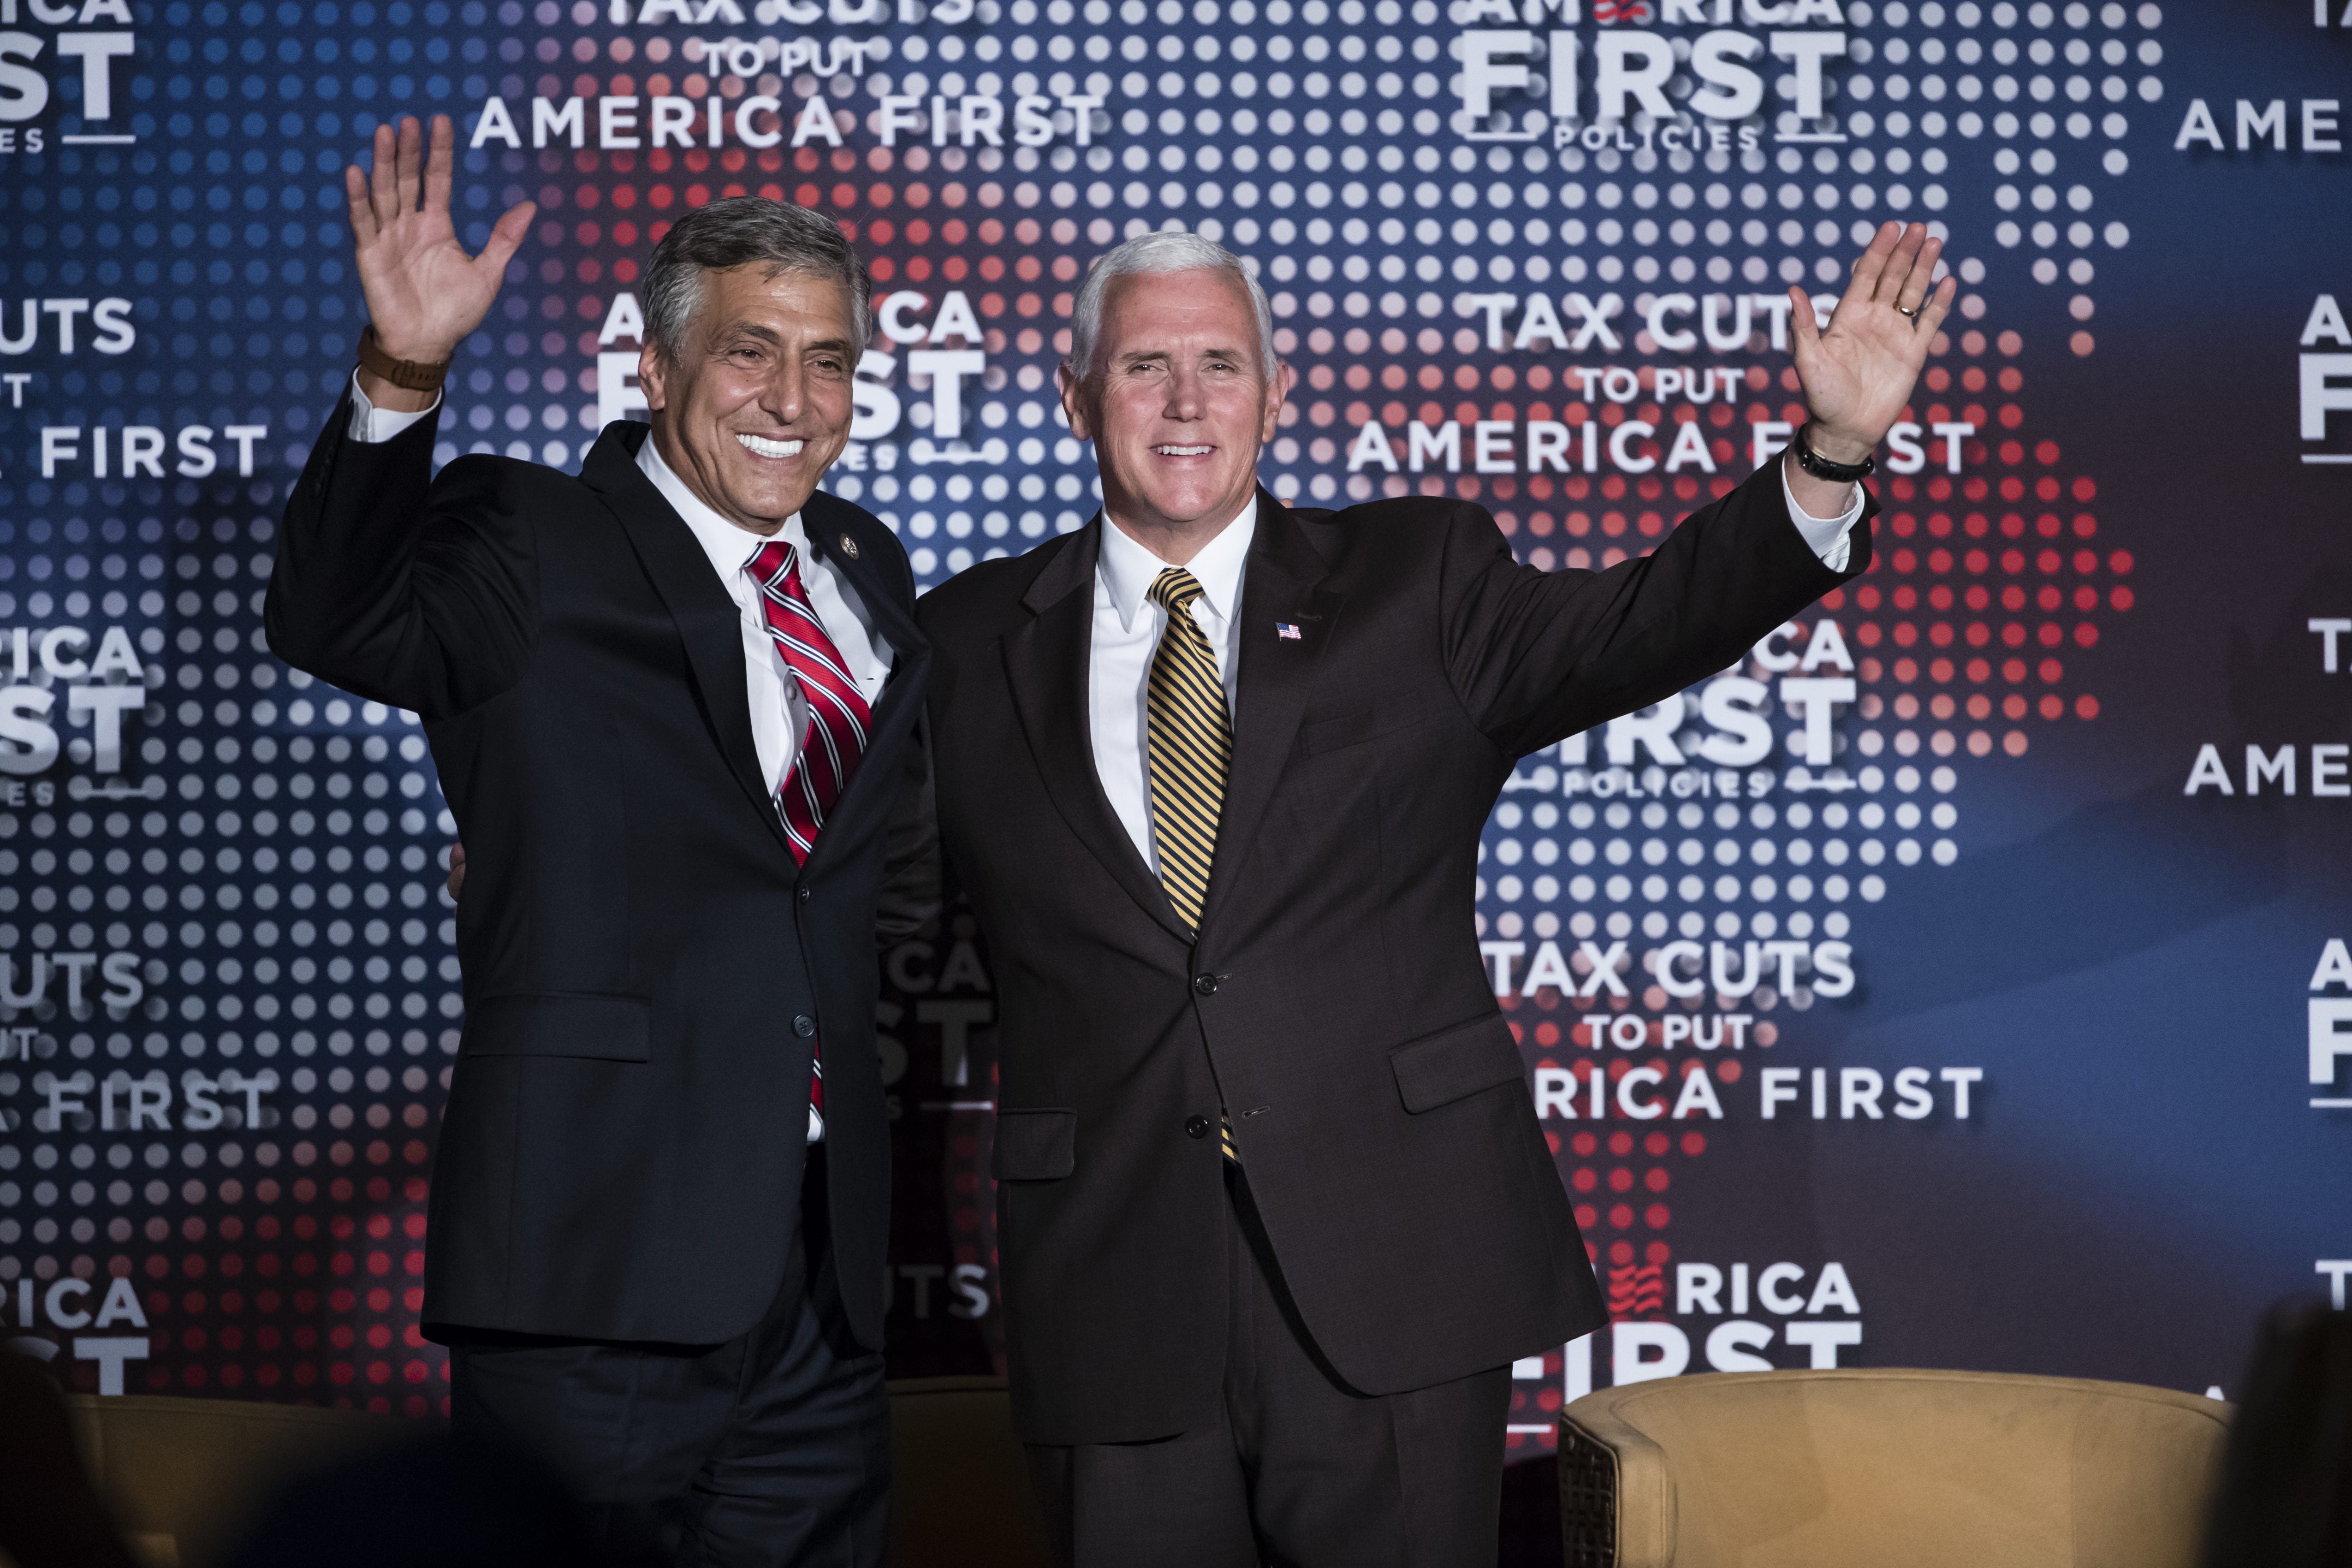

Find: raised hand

[1789,220,1958,465]
[345,114,535,401]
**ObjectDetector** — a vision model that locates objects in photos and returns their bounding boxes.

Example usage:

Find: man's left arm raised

[1439,221,1957,760]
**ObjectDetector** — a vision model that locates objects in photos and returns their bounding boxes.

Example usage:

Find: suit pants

[446,1147,888,1568]
[1025,1164,1512,1568]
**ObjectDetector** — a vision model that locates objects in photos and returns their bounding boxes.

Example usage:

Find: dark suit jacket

[266,404,933,1349]
[917,461,1872,1444]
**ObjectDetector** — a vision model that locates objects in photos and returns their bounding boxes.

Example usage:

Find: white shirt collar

[638,430,810,581]
[1096,494,1259,633]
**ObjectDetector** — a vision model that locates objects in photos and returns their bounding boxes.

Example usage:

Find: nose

[1163,362,1204,421]
[759,355,805,426]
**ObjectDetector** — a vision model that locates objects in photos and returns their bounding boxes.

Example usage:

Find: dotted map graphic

[0,0,2153,1427]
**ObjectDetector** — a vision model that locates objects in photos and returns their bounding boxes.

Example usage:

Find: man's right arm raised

[264,112,539,719]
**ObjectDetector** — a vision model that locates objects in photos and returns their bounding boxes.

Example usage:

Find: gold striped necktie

[1145,567,1241,1162]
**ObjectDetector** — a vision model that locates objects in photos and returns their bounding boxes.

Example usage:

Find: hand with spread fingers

[1788,220,1958,467]
[344,113,535,408]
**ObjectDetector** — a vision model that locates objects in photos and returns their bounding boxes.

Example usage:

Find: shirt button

[1184,1116,1211,1140]
[1192,974,1219,996]
[793,1015,817,1038]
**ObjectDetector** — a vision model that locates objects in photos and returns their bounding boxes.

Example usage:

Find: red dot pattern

[1811,328,2121,761]
[37,1165,445,1417]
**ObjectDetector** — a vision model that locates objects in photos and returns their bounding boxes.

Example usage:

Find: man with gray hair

[918,220,1951,1563]
[268,115,932,1565]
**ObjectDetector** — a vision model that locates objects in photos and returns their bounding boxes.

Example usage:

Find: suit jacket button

[1184,1116,1211,1140]
[1192,974,1218,996]
[798,886,812,903]
[793,1014,817,1037]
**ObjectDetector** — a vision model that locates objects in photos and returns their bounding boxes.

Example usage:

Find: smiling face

[1059,266,1291,561]
[638,263,859,535]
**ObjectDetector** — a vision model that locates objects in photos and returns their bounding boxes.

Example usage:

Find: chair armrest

[1560,1401,1676,1568]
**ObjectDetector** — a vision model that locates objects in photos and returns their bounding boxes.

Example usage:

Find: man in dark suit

[916,222,1954,1565]
[266,115,931,1566]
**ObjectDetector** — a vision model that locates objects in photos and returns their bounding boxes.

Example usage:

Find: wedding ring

[1893,302,1920,318]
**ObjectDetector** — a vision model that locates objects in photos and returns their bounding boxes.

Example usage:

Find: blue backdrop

[0,0,2344,1470]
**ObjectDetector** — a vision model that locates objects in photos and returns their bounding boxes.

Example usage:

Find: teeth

[736,433,805,458]
[1154,445,1213,455]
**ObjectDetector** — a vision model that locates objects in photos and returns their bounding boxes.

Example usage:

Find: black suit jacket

[266,404,933,1349]
[917,462,1872,1444]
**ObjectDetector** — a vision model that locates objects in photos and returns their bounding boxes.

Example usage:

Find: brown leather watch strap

[356,324,452,393]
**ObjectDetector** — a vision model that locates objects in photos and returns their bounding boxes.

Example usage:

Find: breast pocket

[1299,709,1425,756]
[992,1108,1077,1181]
[462,992,652,1062]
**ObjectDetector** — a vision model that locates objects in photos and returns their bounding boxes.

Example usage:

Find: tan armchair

[1557,1367,2232,1568]
[37,1394,413,1568]
[5,1378,1045,1568]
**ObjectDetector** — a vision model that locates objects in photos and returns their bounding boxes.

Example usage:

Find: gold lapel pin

[838,534,860,560]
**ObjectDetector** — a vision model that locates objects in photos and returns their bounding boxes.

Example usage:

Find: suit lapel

[802,492,925,670]
[1198,491,1341,932]
[581,424,797,859]
[1002,520,1194,943]
[796,491,931,877]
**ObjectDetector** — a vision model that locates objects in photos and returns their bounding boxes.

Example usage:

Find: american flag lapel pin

[1276,621,1303,641]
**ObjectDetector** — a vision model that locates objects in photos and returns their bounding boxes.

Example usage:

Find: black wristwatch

[1790,424,1876,483]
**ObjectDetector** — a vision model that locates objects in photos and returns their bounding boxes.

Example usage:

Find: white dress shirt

[346,374,445,442]
[1090,497,1258,877]
[1781,467,1863,574]
[1085,472,1861,872]
[348,376,891,1142]
[632,437,893,794]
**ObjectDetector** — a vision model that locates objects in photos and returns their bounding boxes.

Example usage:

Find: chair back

[22,1377,1051,1567]
[1559,1367,2231,1568]
[59,1394,413,1568]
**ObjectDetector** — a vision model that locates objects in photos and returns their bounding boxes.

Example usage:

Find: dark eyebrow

[712,321,783,350]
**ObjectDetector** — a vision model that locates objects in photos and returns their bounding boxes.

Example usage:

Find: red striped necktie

[750,538,873,1127]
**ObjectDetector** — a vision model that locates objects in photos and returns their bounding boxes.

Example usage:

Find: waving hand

[345,113,535,405]
[1788,220,1957,466]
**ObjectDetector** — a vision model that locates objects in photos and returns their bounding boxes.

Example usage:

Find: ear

[1258,358,1294,445]
[637,341,669,412]
[1057,362,1094,443]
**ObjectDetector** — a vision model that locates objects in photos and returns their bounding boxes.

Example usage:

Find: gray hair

[1066,231,1277,381]
[642,196,872,362]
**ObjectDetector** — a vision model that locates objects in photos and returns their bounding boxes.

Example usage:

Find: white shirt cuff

[347,369,440,443]
[1779,460,1865,576]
